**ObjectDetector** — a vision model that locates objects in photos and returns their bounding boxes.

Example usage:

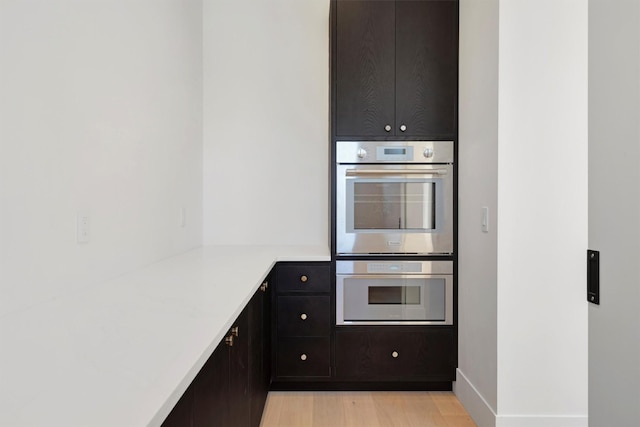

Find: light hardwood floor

[260,391,476,427]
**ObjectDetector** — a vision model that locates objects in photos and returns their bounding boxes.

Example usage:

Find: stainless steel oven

[336,141,454,256]
[336,260,453,325]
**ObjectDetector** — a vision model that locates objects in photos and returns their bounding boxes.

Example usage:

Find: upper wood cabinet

[333,0,458,138]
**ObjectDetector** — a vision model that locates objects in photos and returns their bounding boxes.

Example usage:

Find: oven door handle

[345,168,448,176]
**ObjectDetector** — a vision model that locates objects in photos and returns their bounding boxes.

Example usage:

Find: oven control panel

[336,260,453,276]
[366,262,423,273]
[336,140,454,164]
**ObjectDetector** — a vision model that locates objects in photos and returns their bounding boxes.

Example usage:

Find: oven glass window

[368,286,421,305]
[341,277,446,322]
[352,181,436,230]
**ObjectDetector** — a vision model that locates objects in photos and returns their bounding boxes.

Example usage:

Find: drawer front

[276,337,331,378]
[335,329,454,381]
[276,263,330,294]
[277,296,331,337]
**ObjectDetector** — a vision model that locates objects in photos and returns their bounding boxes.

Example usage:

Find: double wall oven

[334,141,454,325]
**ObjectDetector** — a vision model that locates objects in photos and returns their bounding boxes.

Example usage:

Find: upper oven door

[336,164,453,255]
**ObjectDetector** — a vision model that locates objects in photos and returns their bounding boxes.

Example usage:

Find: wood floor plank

[312,391,346,426]
[260,391,476,427]
[341,392,381,427]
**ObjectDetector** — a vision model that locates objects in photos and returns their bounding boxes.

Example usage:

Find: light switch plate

[481,207,489,233]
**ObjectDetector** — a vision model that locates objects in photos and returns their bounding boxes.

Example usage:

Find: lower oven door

[335,164,453,255]
[336,261,453,325]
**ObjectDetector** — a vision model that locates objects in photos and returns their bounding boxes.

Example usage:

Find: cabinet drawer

[335,329,454,381]
[275,263,330,294]
[277,296,330,337]
[276,337,331,378]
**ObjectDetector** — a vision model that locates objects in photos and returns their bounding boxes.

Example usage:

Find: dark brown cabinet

[334,0,458,138]
[162,284,270,427]
[272,263,332,381]
[334,328,455,382]
[277,295,330,337]
[162,383,194,427]
[248,282,270,427]
[193,335,234,427]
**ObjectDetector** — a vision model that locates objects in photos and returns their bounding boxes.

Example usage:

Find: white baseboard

[454,369,587,427]
[495,415,588,427]
[454,368,497,427]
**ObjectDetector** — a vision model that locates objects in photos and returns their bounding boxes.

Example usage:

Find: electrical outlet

[77,212,90,243]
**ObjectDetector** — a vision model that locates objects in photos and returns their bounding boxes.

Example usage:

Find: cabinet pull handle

[300,354,307,361]
[384,124,392,132]
[399,124,407,132]
[300,275,308,283]
[300,313,308,321]
[260,281,268,292]
[392,351,399,358]
[225,335,234,347]
[231,326,239,337]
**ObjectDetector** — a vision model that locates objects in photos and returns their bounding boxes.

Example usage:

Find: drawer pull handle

[300,313,308,320]
[231,326,239,337]
[260,281,268,292]
[225,335,234,347]
[300,275,308,283]
[300,354,307,361]
[392,351,399,358]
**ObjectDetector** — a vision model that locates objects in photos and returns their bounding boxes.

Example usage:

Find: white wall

[0,0,203,316]
[497,0,588,425]
[202,0,329,246]
[456,0,499,426]
[588,0,640,425]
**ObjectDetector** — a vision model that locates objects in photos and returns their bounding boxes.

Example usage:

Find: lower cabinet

[192,335,234,426]
[164,261,457,425]
[276,337,331,377]
[162,284,270,427]
[334,328,455,382]
[248,280,270,427]
[271,262,332,382]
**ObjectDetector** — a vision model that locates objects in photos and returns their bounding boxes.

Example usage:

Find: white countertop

[0,245,330,427]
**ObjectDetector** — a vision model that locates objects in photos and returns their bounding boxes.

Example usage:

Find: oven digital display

[376,146,413,161]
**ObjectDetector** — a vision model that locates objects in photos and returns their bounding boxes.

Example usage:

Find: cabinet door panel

[248,289,269,427]
[276,263,330,294]
[276,337,331,378]
[336,0,395,136]
[193,341,230,427]
[335,329,455,381]
[228,307,250,427]
[395,0,457,138]
[277,296,331,337]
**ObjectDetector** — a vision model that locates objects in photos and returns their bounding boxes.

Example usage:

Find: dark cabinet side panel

[335,0,395,136]
[193,340,230,427]
[395,0,458,138]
